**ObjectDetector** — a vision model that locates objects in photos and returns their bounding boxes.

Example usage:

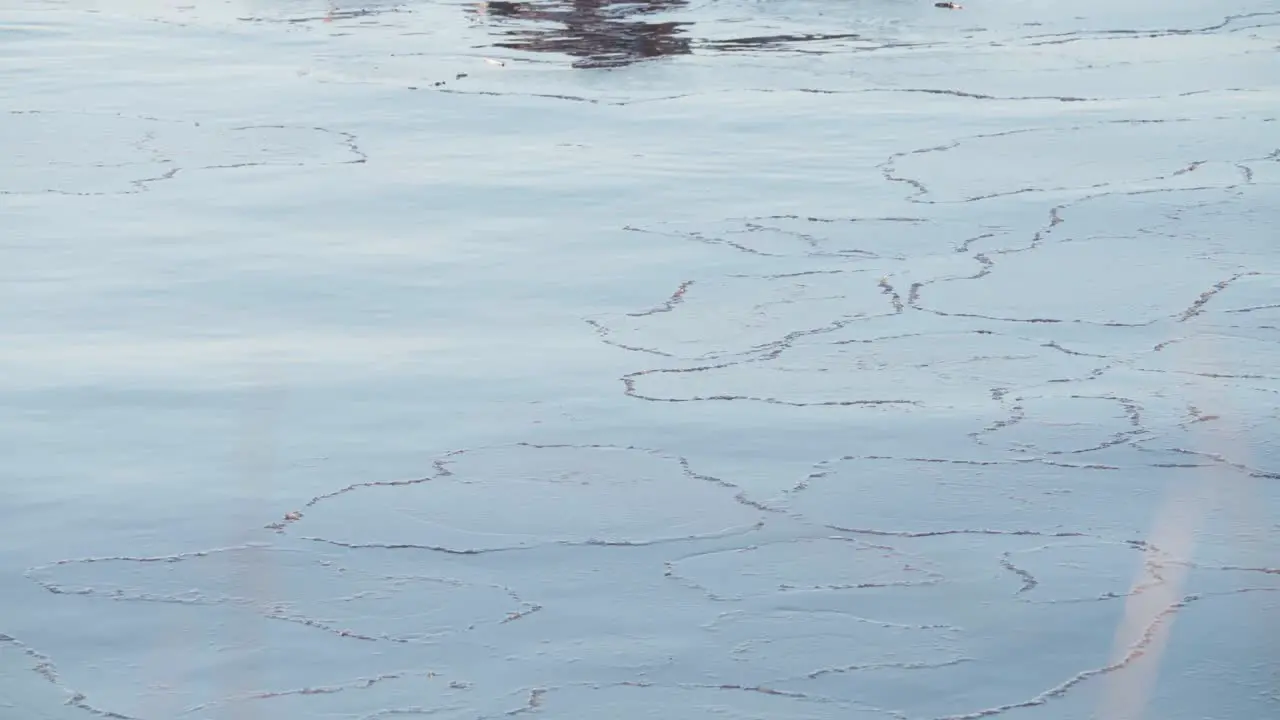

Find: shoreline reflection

[472,0,692,69]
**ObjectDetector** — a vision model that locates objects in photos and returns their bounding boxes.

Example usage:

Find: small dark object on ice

[935,1,962,7]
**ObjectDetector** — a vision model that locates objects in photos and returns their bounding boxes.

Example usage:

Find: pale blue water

[2,1,1278,718]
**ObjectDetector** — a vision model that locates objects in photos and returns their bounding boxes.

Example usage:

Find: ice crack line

[1022,10,1280,45]
[933,587,1277,719]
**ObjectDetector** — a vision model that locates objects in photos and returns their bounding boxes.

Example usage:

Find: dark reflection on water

[701,32,866,53]
[472,0,693,69]
[469,1,915,67]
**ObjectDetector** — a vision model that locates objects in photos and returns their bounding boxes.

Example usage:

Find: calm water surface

[2,1,1279,718]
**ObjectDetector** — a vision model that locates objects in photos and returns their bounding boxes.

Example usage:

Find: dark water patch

[472,0,693,68]
[467,0,935,67]
[700,30,867,54]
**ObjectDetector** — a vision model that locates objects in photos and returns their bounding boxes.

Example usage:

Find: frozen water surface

[1,0,1278,718]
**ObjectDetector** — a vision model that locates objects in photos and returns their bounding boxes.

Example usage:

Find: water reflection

[701,32,869,53]
[472,0,693,69]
